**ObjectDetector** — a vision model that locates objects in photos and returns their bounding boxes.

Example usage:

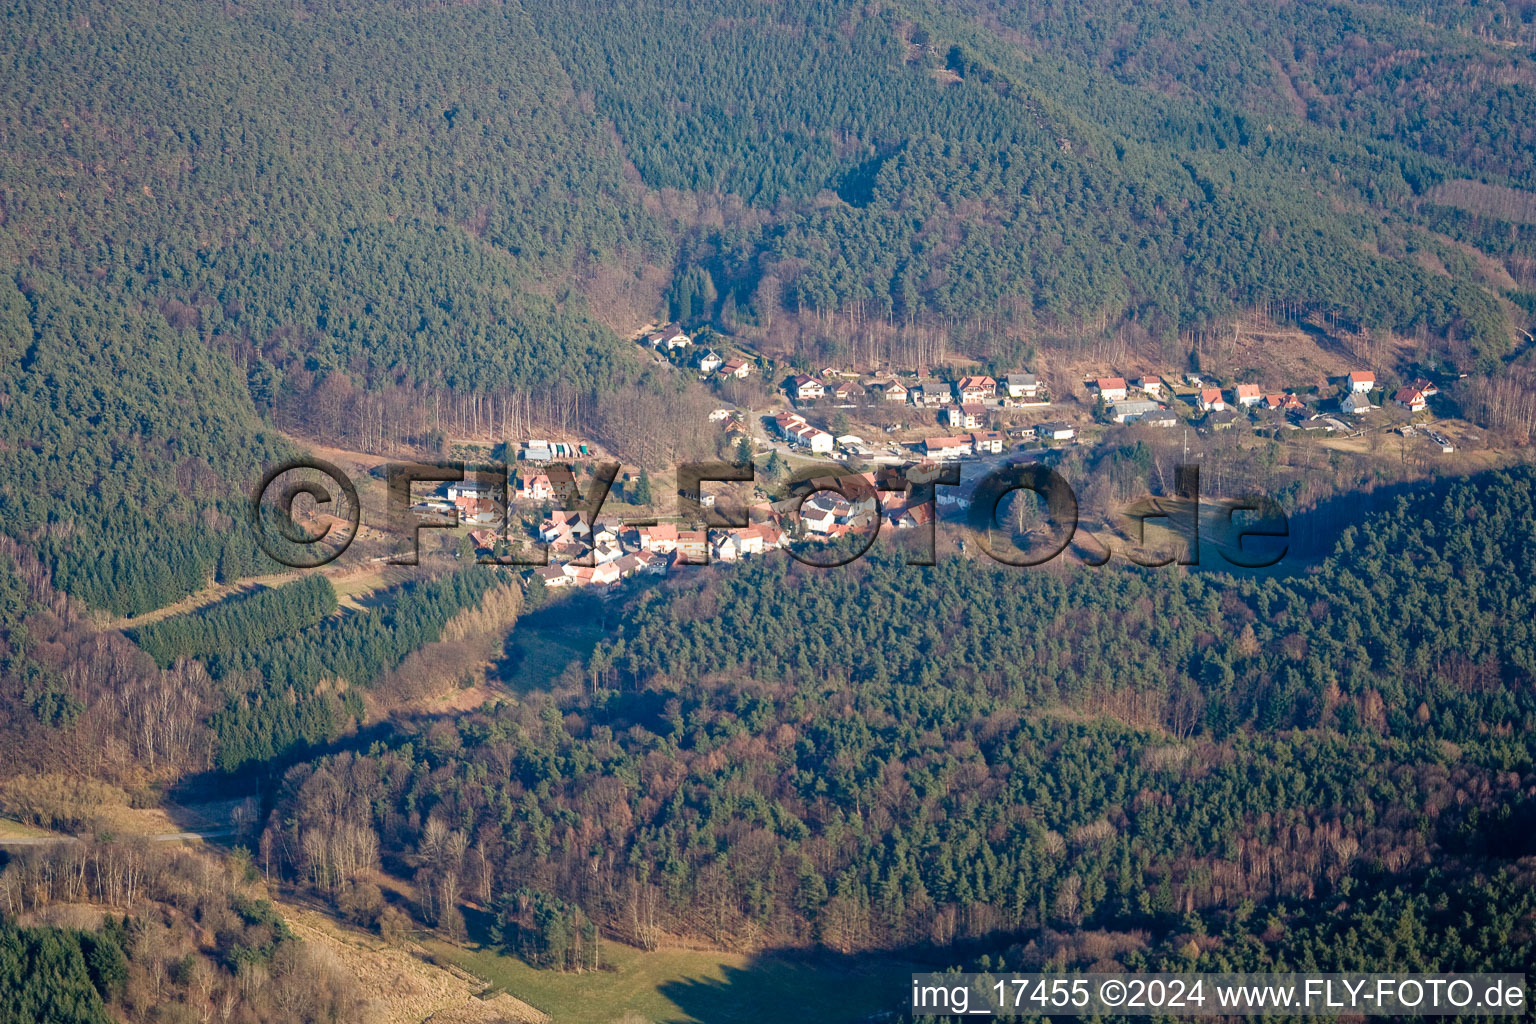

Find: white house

[955,376,996,403]
[942,404,986,430]
[1393,386,1429,412]
[790,375,826,401]
[1094,377,1128,402]
[1003,373,1041,399]
[1196,388,1226,413]
[646,323,690,348]
[1233,384,1263,407]
[1038,421,1077,441]
[696,349,724,375]
[446,480,498,502]
[923,435,972,459]
[1348,371,1375,393]
[1341,391,1374,415]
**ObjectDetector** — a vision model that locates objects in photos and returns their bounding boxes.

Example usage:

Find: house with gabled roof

[1003,373,1040,399]
[955,376,996,403]
[1341,391,1374,415]
[718,357,752,379]
[1393,386,1429,412]
[942,404,986,430]
[923,435,972,459]
[790,375,826,401]
[1094,377,1128,401]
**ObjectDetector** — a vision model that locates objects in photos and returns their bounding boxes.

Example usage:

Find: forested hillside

[265,467,1536,971]
[4,0,1535,612]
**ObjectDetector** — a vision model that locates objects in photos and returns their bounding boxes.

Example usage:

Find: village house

[790,374,826,401]
[1134,410,1180,428]
[1107,398,1162,423]
[923,435,973,458]
[888,501,935,530]
[1341,391,1374,415]
[908,383,951,406]
[1200,409,1241,431]
[942,404,987,430]
[446,480,498,502]
[544,465,580,504]
[1037,421,1077,441]
[775,412,834,453]
[630,522,679,553]
[513,470,553,502]
[1135,376,1164,397]
[539,511,590,544]
[1094,377,1128,402]
[955,375,997,403]
[534,565,572,589]
[456,497,501,526]
[696,349,724,375]
[718,357,752,379]
[831,380,864,402]
[469,529,499,550]
[869,378,909,402]
[591,535,625,564]
[1197,388,1226,413]
[1232,384,1263,407]
[968,431,1006,454]
[646,323,691,348]
[1406,376,1439,397]
[1348,370,1375,393]
[1263,393,1304,412]
[709,522,785,562]
[1393,385,1429,412]
[1003,373,1041,399]
[675,528,710,563]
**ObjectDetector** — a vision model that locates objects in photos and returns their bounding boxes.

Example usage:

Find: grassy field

[0,817,54,839]
[421,936,915,1024]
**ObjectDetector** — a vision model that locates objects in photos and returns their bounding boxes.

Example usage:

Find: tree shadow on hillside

[656,946,927,1024]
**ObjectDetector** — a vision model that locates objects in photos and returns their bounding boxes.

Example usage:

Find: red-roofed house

[1393,386,1429,412]
[923,435,972,459]
[1348,371,1375,392]
[1197,388,1225,412]
[790,375,826,401]
[955,376,996,403]
[1233,383,1262,407]
[1095,377,1128,401]
[718,357,752,379]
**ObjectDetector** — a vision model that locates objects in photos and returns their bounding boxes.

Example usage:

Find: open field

[280,905,548,1024]
[0,817,55,839]
[422,936,916,1024]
